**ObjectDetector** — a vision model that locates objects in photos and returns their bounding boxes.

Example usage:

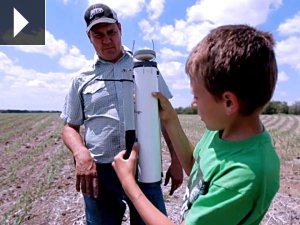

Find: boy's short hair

[186,24,278,115]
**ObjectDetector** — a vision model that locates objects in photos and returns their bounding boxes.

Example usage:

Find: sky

[0,0,300,111]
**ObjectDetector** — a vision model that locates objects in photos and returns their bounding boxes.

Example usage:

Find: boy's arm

[153,92,195,175]
[113,145,178,225]
[156,71,184,191]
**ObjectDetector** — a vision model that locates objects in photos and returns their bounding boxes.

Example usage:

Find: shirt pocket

[82,80,109,108]
[83,80,106,94]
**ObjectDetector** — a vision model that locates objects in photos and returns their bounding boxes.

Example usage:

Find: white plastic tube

[134,62,161,183]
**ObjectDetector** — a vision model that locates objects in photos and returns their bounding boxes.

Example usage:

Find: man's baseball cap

[84,4,118,32]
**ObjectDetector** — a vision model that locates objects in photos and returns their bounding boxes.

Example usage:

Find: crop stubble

[0,113,299,225]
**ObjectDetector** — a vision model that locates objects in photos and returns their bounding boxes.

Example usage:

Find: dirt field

[0,113,299,225]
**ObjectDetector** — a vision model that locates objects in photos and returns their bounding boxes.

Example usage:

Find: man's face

[89,23,123,62]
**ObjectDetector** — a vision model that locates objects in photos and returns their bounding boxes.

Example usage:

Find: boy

[112,24,280,225]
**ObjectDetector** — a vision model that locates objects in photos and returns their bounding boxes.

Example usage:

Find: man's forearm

[62,124,89,157]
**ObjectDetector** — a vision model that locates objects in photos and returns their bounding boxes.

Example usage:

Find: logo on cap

[90,8,104,19]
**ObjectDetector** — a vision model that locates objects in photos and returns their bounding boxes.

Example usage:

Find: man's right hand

[74,149,99,198]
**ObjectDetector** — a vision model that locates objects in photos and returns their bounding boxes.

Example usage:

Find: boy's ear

[222,91,239,115]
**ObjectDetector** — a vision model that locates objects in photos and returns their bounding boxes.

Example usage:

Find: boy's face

[89,23,123,63]
[191,79,228,131]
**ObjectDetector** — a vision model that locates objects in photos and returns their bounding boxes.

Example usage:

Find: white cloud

[159,47,187,61]
[186,0,282,25]
[182,21,215,51]
[158,61,190,90]
[140,19,214,51]
[12,31,90,71]
[59,46,91,70]
[60,0,80,5]
[139,19,161,40]
[0,52,13,69]
[276,36,300,72]
[277,90,287,97]
[147,0,165,20]
[159,20,189,46]
[171,78,190,90]
[14,31,68,58]
[278,71,289,82]
[140,0,282,52]
[0,52,33,77]
[158,61,183,78]
[0,52,73,110]
[277,11,300,36]
[88,0,146,18]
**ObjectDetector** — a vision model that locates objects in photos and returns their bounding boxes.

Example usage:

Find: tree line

[175,101,300,115]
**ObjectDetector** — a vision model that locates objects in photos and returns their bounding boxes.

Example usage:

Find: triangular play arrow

[14,8,29,37]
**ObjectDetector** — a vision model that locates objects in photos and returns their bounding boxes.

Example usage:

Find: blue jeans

[84,163,166,225]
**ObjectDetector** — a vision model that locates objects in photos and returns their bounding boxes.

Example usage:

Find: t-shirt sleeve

[60,77,84,125]
[186,183,253,225]
[157,71,172,99]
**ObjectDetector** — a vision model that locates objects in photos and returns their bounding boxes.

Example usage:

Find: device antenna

[151,40,155,51]
[131,40,135,53]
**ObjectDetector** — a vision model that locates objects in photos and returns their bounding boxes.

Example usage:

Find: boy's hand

[112,143,139,188]
[152,92,177,123]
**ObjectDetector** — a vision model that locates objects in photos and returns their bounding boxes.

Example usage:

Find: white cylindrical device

[133,49,161,183]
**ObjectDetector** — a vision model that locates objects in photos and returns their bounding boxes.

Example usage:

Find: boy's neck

[220,114,263,141]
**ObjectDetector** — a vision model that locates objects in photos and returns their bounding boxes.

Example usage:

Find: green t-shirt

[180,129,280,225]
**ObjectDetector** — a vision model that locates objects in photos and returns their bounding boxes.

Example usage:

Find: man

[61,3,183,225]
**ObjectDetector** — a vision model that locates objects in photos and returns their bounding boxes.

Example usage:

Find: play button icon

[14,8,29,37]
[0,0,45,45]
